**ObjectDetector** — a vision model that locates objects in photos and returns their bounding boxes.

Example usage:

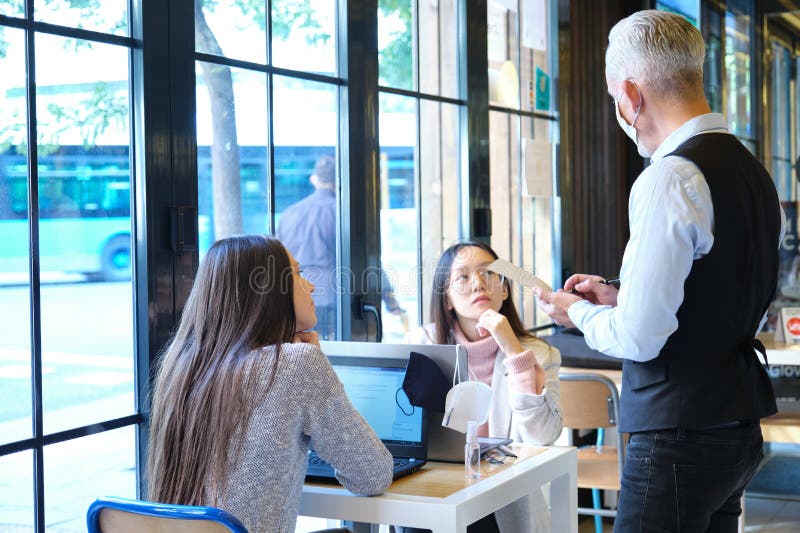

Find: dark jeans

[614,422,764,533]
[393,512,500,533]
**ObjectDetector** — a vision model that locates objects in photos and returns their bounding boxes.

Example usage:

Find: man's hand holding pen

[564,274,619,306]
[535,273,620,327]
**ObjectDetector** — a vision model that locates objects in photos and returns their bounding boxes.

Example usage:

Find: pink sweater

[452,323,539,436]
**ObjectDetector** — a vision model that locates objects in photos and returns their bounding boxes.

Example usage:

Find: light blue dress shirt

[567,113,786,362]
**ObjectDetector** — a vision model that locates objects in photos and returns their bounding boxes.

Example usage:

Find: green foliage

[0,28,7,60]
[272,0,329,46]
[378,0,413,89]
[199,0,329,46]
[42,82,127,150]
[0,117,26,157]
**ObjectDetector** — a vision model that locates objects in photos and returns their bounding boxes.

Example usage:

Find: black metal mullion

[193,51,345,85]
[414,0,420,92]
[267,73,276,235]
[30,20,138,47]
[437,0,442,97]
[516,114,524,321]
[415,97,423,330]
[267,0,273,66]
[121,0,144,499]
[41,414,144,446]
[488,104,558,121]
[0,414,146,459]
[0,438,36,457]
[0,15,139,53]
[266,1,276,235]
[461,0,490,242]
[437,97,446,258]
[342,0,380,341]
[129,0,152,500]
[24,0,45,528]
[336,0,349,341]
[0,13,27,29]
[377,84,463,105]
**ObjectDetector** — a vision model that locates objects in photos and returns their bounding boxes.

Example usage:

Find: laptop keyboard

[307,451,419,474]
[307,451,328,466]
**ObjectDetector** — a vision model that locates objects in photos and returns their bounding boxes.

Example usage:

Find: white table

[300,445,577,533]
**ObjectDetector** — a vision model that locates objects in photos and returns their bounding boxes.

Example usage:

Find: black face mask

[401,351,451,413]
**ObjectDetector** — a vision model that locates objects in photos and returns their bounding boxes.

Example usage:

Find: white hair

[605,10,705,97]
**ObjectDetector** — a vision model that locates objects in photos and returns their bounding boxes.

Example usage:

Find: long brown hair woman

[147,235,392,533]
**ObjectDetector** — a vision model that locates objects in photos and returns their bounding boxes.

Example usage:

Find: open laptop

[305,355,427,483]
[318,341,512,464]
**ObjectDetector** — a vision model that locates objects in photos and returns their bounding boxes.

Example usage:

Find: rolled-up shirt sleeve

[567,157,713,362]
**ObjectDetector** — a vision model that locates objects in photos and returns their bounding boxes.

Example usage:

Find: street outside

[0,281,136,531]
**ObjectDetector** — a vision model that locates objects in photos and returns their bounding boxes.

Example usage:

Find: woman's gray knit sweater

[216,342,393,533]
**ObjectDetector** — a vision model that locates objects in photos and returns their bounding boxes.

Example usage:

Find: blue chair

[87,496,352,533]
[87,497,248,533]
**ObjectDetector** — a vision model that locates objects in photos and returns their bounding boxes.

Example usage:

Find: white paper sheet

[487,259,552,293]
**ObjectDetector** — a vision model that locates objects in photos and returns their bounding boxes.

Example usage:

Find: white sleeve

[568,157,714,361]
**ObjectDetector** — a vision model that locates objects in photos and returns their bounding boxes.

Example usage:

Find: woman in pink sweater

[405,241,563,533]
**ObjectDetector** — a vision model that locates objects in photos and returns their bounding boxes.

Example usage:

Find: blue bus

[0,146,132,281]
[0,145,414,281]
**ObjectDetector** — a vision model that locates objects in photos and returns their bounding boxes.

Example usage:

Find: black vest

[620,133,779,433]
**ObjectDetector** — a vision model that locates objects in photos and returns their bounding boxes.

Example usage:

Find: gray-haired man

[538,10,783,531]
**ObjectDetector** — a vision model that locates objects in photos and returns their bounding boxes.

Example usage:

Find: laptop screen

[331,363,424,447]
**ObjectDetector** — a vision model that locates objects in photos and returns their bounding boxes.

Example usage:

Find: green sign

[534,66,550,112]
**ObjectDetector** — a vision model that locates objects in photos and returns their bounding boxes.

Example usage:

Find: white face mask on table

[442,381,493,433]
[441,350,493,434]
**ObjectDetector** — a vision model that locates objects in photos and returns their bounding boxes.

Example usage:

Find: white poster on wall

[522,0,548,51]
[487,2,508,62]
[523,138,553,197]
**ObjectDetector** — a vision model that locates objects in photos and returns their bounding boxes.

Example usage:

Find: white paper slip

[487,259,552,293]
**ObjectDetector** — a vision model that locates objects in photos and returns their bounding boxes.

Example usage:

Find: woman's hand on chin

[475,309,523,356]
[292,330,321,348]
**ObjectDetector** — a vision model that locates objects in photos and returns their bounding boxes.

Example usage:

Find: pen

[569,276,620,294]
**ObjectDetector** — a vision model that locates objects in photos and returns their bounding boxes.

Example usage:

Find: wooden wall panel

[559,0,645,282]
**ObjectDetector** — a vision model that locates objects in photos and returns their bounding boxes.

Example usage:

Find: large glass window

[44,427,136,530]
[0,27,31,447]
[488,0,558,329]
[771,41,794,199]
[195,0,342,341]
[378,0,462,340]
[724,0,756,152]
[0,3,139,531]
[700,0,756,152]
[0,451,34,529]
[35,33,134,434]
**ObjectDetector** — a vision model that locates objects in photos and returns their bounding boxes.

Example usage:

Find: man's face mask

[614,81,651,158]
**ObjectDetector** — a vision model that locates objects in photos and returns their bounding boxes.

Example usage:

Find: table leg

[550,465,578,533]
